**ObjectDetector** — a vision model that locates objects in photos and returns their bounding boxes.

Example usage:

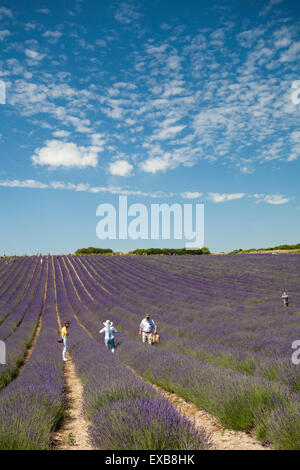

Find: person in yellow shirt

[61,321,70,362]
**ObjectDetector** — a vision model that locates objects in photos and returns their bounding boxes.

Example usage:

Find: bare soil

[52,256,94,450]
[155,385,268,450]
[50,352,93,451]
[52,357,93,450]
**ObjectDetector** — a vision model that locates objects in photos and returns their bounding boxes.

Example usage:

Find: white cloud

[163,80,186,97]
[50,181,65,189]
[207,193,245,203]
[65,115,92,134]
[0,179,48,189]
[160,23,172,31]
[52,130,70,138]
[43,31,63,43]
[0,7,12,19]
[37,8,50,14]
[3,16,300,181]
[0,30,11,41]
[114,2,142,24]
[274,37,291,49]
[254,194,292,205]
[0,178,294,207]
[51,182,90,192]
[102,102,124,120]
[25,49,45,61]
[140,156,171,174]
[95,39,107,47]
[156,124,186,140]
[91,133,105,147]
[109,160,133,176]
[279,42,300,63]
[0,178,173,198]
[288,131,300,162]
[181,192,203,199]
[237,27,265,48]
[167,55,181,71]
[259,0,284,16]
[25,23,36,31]
[151,116,186,141]
[31,140,102,168]
[43,30,62,38]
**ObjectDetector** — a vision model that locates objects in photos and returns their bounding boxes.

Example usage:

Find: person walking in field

[61,321,70,361]
[139,314,157,345]
[281,291,289,307]
[100,320,117,353]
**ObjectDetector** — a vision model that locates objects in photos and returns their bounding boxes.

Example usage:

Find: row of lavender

[1,253,299,449]
[0,258,40,339]
[1,255,210,450]
[0,258,45,390]
[78,254,300,381]
[54,256,211,450]
[0,257,34,323]
[67,254,300,449]
[0,259,65,450]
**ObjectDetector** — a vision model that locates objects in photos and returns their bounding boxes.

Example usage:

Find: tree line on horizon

[229,243,300,254]
[75,247,211,255]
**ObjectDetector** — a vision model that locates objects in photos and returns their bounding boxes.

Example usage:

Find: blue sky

[0,0,300,254]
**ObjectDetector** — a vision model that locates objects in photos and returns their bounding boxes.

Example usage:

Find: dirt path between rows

[52,256,94,451]
[52,357,92,450]
[154,385,267,450]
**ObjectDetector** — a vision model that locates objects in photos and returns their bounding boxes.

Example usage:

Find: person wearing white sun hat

[99,320,118,353]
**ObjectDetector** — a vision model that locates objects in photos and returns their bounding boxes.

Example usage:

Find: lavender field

[0,253,300,450]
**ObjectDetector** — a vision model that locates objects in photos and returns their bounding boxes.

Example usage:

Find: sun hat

[145,313,150,318]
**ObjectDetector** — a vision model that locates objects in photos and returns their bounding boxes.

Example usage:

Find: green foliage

[75,246,211,255]
[256,402,300,449]
[67,433,76,446]
[131,247,210,256]
[75,247,113,255]
[229,243,300,254]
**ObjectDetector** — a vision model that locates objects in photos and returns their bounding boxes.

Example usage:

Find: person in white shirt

[139,314,157,345]
[100,320,117,353]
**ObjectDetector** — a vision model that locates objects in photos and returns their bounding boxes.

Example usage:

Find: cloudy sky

[0,0,300,253]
